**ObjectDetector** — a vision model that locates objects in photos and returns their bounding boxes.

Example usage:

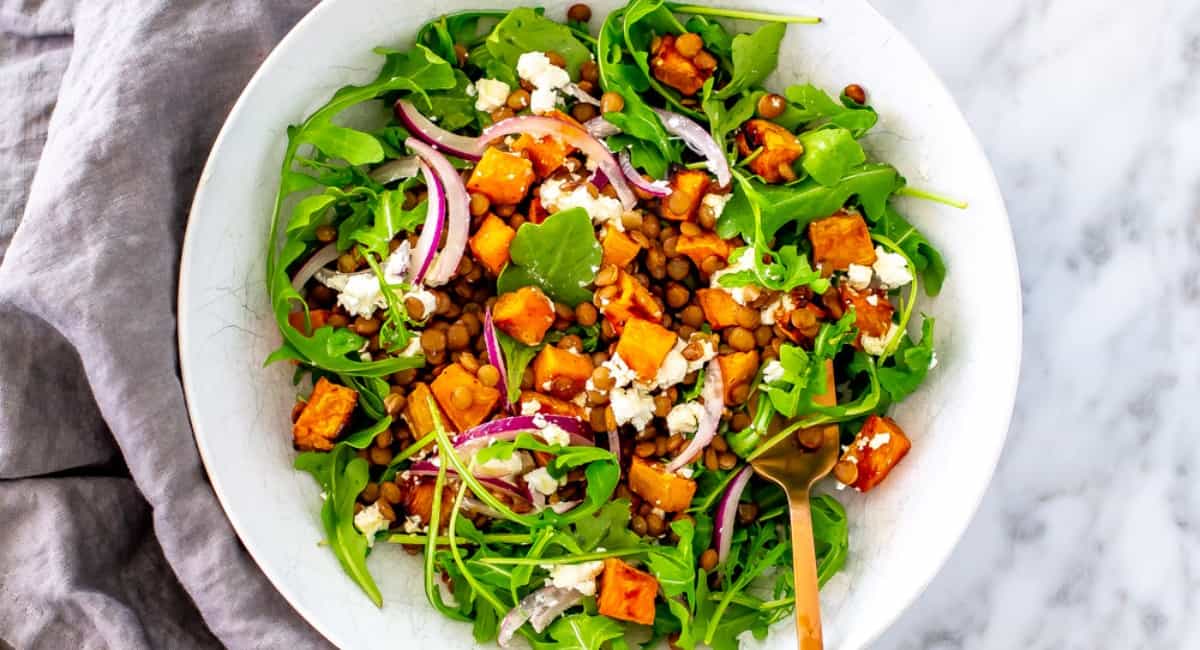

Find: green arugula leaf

[701,81,762,149]
[530,613,625,650]
[870,206,947,295]
[619,0,700,119]
[598,10,681,167]
[483,8,591,77]
[497,208,602,307]
[716,245,829,294]
[645,519,697,603]
[798,127,867,187]
[761,311,857,417]
[778,83,878,137]
[684,15,733,60]
[497,332,540,403]
[572,500,644,551]
[425,69,479,132]
[810,494,850,586]
[416,10,507,64]
[340,416,394,449]
[348,184,426,259]
[712,23,786,99]
[877,316,936,403]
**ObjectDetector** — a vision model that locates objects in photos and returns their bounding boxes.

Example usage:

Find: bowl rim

[177,1,1022,647]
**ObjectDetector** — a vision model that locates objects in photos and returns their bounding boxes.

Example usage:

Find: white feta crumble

[846,263,873,290]
[762,359,785,384]
[686,337,717,373]
[403,287,438,321]
[650,340,690,389]
[400,335,423,357]
[524,467,562,496]
[868,432,892,449]
[928,352,939,370]
[336,273,386,318]
[678,467,695,479]
[609,386,656,429]
[539,177,625,231]
[517,51,571,114]
[354,502,388,546]
[866,293,879,306]
[530,87,560,114]
[709,248,760,306]
[666,401,707,437]
[542,561,605,596]
[760,293,796,326]
[520,399,543,415]
[383,241,411,283]
[472,451,530,479]
[539,422,572,447]
[872,246,913,289]
[602,353,639,389]
[403,514,425,534]
[861,323,900,356]
[472,78,510,112]
[701,192,731,219]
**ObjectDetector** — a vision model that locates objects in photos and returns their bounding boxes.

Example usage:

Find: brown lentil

[704,447,719,471]
[600,91,625,113]
[736,502,759,524]
[361,482,380,503]
[680,305,705,328]
[675,32,704,57]
[654,435,669,457]
[421,328,447,353]
[468,192,490,217]
[337,253,358,273]
[843,83,867,105]
[699,548,719,571]
[699,255,725,275]
[571,103,598,122]
[567,3,592,22]
[376,499,396,521]
[575,301,598,326]
[694,50,718,71]
[667,190,692,216]
[580,60,600,83]
[380,481,403,504]
[735,306,760,329]
[315,224,337,243]
[446,323,470,350]
[635,440,656,457]
[595,264,619,287]
[491,106,515,122]
[727,326,756,352]
[757,93,787,119]
[717,451,738,470]
[631,515,649,536]
[353,316,380,336]
[506,89,531,110]
[477,364,500,387]
[797,427,824,450]
[369,446,393,466]
[453,43,468,67]
[546,50,567,68]
[665,282,690,308]
[834,460,858,486]
[646,512,666,537]
[384,392,405,417]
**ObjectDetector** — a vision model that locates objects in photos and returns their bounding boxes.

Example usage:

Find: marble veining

[870,0,1200,648]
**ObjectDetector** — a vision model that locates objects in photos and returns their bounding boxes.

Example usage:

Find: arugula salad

[269,2,954,647]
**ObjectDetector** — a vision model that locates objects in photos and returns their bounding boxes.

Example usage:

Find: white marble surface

[867,0,1200,648]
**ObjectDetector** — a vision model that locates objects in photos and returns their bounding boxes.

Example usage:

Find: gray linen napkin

[0,1,333,647]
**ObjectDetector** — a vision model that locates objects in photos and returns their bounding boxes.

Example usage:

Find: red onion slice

[651,108,732,189]
[618,150,671,197]
[451,415,592,449]
[407,139,470,286]
[290,243,339,293]
[589,166,609,190]
[395,99,486,161]
[481,116,637,210]
[665,358,724,473]
[715,465,754,564]
[563,83,600,106]
[406,159,445,284]
[584,116,621,139]
[498,586,585,647]
[407,462,532,503]
[368,156,419,185]
[483,308,512,411]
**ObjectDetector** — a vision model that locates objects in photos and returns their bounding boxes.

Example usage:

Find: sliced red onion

[715,466,754,564]
[563,83,600,106]
[618,150,671,197]
[481,116,636,209]
[407,461,532,503]
[407,139,469,286]
[589,166,609,190]
[584,116,621,139]
[451,415,592,449]
[498,586,585,647]
[550,499,581,514]
[461,496,504,519]
[368,155,419,185]
[483,308,512,411]
[607,429,621,479]
[665,358,724,474]
[651,108,732,188]
[290,243,339,293]
[395,99,486,160]
[406,159,444,284]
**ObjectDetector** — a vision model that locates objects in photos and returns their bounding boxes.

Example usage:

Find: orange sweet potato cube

[468,215,516,276]
[696,288,742,330]
[518,390,586,418]
[834,415,912,492]
[628,456,697,513]
[288,309,329,336]
[528,196,548,224]
[808,212,877,271]
[532,346,595,400]
[675,231,730,267]
[717,350,759,405]
[493,286,556,345]
[466,147,536,205]
[659,169,711,221]
[736,119,804,184]
[405,382,447,436]
[839,285,894,338]
[598,270,662,332]
[598,558,659,625]
[649,34,711,97]
[400,481,454,528]
[615,318,678,382]
[431,364,502,432]
[602,225,642,268]
[292,377,358,451]
[510,133,572,178]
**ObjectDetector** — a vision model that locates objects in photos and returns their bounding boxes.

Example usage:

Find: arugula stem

[708,591,795,610]
[896,186,968,209]
[423,448,470,621]
[448,483,513,614]
[567,22,598,45]
[871,234,919,360]
[386,532,534,546]
[393,432,437,466]
[479,548,644,566]
[665,4,821,24]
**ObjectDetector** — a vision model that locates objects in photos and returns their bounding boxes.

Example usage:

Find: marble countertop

[868,0,1200,648]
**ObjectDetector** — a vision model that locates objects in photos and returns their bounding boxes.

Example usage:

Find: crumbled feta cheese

[473,78,510,112]
[866,293,879,306]
[524,467,562,496]
[651,341,690,389]
[384,241,411,283]
[602,353,638,389]
[686,337,716,373]
[868,432,892,449]
[762,359,785,384]
[928,352,938,370]
[466,83,477,97]
[337,273,386,318]
[872,246,913,288]
[532,413,549,429]
[521,399,543,415]
[540,422,572,447]
[530,87,560,114]
[517,52,571,92]
[861,323,900,356]
[539,177,625,230]
[709,248,760,305]
[472,451,530,479]
[403,287,438,321]
[542,560,605,596]
[400,335,422,357]
[678,467,695,479]
[666,401,707,437]
[701,193,731,219]
[760,293,796,326]
[846,263,873,290]
[354,503,388,546]
[609,386,656,429]
[403,514,425,534]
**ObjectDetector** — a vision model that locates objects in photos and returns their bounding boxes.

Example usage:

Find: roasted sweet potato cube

[736,119,804,184]
[602,225,642,268]
[659,170,711,221]
[287,309,329,336]
[466,147,536,205]
[493,286,556,345]
[628,456,697,512]
[292,377,358,451]
[431,364,502,432]
[533,346,595,400]
[468,215,516,276]
[404,382,446,436]
[675,231,730,267]
[615,317,678,381]
[717,350,759,405]
[510,133,572,178]
[839,285,894,338]
[777,301,828,342]
[649,34,711,96]
[834,415,912,492]
[696,288,743,330]
[809,212,877,271]
[528,196,549,224]
[598,270,662,332]
[518,390,586,418]
[598,558,659,625]
[400,480,455,529]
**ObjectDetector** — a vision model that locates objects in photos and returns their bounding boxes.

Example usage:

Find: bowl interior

[179,1,1020,648]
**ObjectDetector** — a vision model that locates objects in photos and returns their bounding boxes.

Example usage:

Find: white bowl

[179,1,1021,648]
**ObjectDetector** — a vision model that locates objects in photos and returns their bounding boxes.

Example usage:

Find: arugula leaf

[348,184,426,259]
[607,134,673,179]
[597,11,680,167]
[761,311,857,417]
[810,494,850,586]
[702,82,762,149]
[870,206,947,295]
[645,519,697,603]
[704,523,789,644]
[339,416,394,449]
[482,8,591,78]
[877,316,935,403]
[685,15,733,61]
[416,10,506,63]
[715,245,828,294]
[572,500,643,551]
[497,208,602,307]
[530,613,625,650]
[425,69,479,132]
[497,332,540,403]
[619,0,700,119]
[798,127,867,187]
[712,23,786,100]
[778,83,878,137]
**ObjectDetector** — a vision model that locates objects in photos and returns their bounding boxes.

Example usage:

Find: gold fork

[748,362,839,650]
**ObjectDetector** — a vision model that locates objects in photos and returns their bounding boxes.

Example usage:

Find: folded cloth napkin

[0,1,332,647]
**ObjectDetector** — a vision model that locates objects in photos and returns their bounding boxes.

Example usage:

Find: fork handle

[786,486,824,650]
